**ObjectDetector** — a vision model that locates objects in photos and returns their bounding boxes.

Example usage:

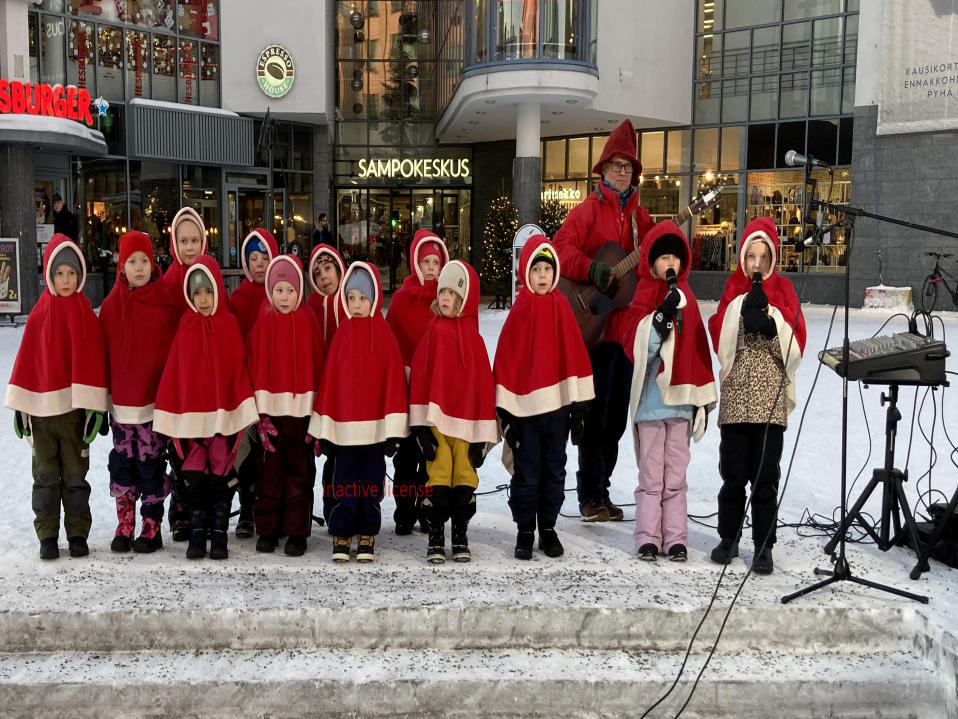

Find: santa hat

[592,119,642,184]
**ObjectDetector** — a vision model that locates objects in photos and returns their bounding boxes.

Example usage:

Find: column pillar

[512,101,541,226]
[0,144,39,313]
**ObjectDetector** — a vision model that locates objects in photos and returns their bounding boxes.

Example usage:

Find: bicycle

[919,250,958,312]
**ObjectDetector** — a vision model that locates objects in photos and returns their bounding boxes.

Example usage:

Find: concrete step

[0,646,945,719]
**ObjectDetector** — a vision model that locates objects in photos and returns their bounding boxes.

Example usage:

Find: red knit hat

[418,238,444,263]
[592,119,642,185]
[117,230,157,281]
[266,254,304,309]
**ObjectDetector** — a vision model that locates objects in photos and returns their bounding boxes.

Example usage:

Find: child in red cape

[306,242,345,526]
[6,234,108,560]
[248,255,326,557]
[309,262,408,562]
[100,230,180,554]
[229,227,279,539]
[493,237,594,560]
[386,229,450,535]
[707,217,805,575]
[161,207,208,315]
[625,221,716,563]
[154,256,258,561]
[409,260,498,563]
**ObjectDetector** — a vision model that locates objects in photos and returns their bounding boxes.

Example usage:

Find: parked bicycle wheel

[920,276,939,313]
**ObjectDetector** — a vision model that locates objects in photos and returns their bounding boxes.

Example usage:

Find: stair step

[0,647,944,718]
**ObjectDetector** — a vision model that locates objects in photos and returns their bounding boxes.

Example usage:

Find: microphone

[784,150,832,169]
[665,268,683,335]
[666,267,677,289]
[752,271,763,286]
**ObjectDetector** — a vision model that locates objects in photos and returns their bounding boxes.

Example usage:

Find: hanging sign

[257,45,295,98]
[0,80,94,126]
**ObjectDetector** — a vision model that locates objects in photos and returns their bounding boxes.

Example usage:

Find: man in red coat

[553,119,655,523]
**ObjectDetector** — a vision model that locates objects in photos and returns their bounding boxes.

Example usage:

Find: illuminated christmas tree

[479,195,518,308]
[538,198,568,240]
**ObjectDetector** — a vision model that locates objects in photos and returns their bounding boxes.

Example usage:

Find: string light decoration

[538,198,568,240]
[479,195,518,297]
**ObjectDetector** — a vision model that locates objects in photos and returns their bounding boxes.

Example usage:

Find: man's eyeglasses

[605,160,632,174]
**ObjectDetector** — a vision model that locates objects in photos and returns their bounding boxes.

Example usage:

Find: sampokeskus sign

[357,157,470,179]
[257,45,295,98]
[0,81,93,126]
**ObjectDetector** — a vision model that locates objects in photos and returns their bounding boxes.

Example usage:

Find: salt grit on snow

[0,303,956,657]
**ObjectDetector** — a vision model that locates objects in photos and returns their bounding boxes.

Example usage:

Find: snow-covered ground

[0,302,956,626]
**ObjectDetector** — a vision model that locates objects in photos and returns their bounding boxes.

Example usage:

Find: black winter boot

[186,510,207,559]
[450,490,477,563]
[209,501,230,560]
[423,495,449,564]
[538,527,564,558]
[451,521,470,562]
[514,521,535,560]
[710,538,739,565]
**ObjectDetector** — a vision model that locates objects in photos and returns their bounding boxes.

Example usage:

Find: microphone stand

[782,199,932,605]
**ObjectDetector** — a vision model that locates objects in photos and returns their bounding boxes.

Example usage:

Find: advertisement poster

[878,2,958,135]
[0,238,21,315]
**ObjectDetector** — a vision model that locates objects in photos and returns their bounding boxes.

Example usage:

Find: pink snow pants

[633,417,691,552]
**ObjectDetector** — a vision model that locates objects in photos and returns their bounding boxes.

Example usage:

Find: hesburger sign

[0,81,94,126]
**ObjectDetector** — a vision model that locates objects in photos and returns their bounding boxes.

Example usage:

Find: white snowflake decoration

[164,8,174,28]
[206,2,216,16]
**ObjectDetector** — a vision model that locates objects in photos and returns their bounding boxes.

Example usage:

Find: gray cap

[188,268,214,299]
[344,266,375,305]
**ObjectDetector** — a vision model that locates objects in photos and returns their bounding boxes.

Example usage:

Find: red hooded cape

[386,229,450,368]
[248,255,326,418]
[153,256,258,438]
[408,260,499,446]
[708,216,806,414]
[6,235,108,416]
[308,262,409,446]
[306,243,346,345]
[162,207,210,315]
[100,230,180,424]
[625,221,716,441]
[230,228,279,339]
[494,237,594,418]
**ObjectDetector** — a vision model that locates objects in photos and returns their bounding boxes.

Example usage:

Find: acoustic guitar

[557,185,724,351]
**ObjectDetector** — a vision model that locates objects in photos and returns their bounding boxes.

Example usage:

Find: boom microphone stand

[782,198,938,605]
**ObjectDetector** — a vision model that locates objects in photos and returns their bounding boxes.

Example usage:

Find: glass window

[720,125,742,170]
[695,81,720,124]
[65,19,93,94]
[812,17,842,66]
[181,164,221,260]
[178,39,199,105]
[722,77,748,122]
[784,0,841,21]
[29,13,40,84]
[842,65,856,113]
[542,0,576,59]
[497,0,538,60]
[178,0,218,39]
[838,117,853,165]
[780,71,809,118]
[568,137,590,178]
[41,15,67,87]
[82,159,128,261]
[693,128,718,172]
[292,125,313,172]
[200,42,219,106]
[723,30,749,77]
[746,123,775,169]
[811,67,841,115]
[782,22,810,70]
[97,25,125,100]
[641,132,664,175]
[750,74,778,120]
[666,130,690,174]
[846,0,859,11]
[776,121,805,167]
[128,1,175,30]
[95,102,125,155]
[697,33,721,80]
[751,26,779,73]
[726,0,779,28]
[472,0,487,63]
[697,0,723,34]
[806,119,837,165]
[287,172,314,253]
[591,135,607,172]
[844,14,858,64]
[126,30,150,99]
[544,139,566,180]
[152,34,176,101]
[130,161,179,253]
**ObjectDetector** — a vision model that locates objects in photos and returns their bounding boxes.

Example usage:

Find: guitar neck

[612,205,699,278]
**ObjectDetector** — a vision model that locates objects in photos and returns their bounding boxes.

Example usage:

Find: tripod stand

[782,200,933,605]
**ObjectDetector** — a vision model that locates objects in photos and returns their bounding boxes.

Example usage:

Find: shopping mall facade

[0,0,953,309]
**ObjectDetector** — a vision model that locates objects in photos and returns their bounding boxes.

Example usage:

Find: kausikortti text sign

[357,158,471,180]
[0,81,94,127]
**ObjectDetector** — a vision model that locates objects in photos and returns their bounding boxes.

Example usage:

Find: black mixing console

[819,332,949,386]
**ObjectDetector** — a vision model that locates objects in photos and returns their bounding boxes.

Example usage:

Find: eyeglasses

[605,160,632,174]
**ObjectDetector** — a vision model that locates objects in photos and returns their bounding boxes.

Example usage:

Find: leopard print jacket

[717,321,788,428]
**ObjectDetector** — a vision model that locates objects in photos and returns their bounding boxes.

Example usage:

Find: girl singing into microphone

[707,217,806,574]
[624,222,717,562]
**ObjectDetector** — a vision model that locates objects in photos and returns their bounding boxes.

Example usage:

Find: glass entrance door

[226,187,285,267]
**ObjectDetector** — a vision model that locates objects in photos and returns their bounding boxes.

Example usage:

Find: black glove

[82,410,106,444]
[468,442,485,468]
[743,283,769,312]
[497,409,520,453]
[652,287,681,339]
[742,306,777,338]
[570,403,588,446]
[588,259,613,292]
[416,426,438,462]
[319,439,338,459]
[384,438,401,458]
